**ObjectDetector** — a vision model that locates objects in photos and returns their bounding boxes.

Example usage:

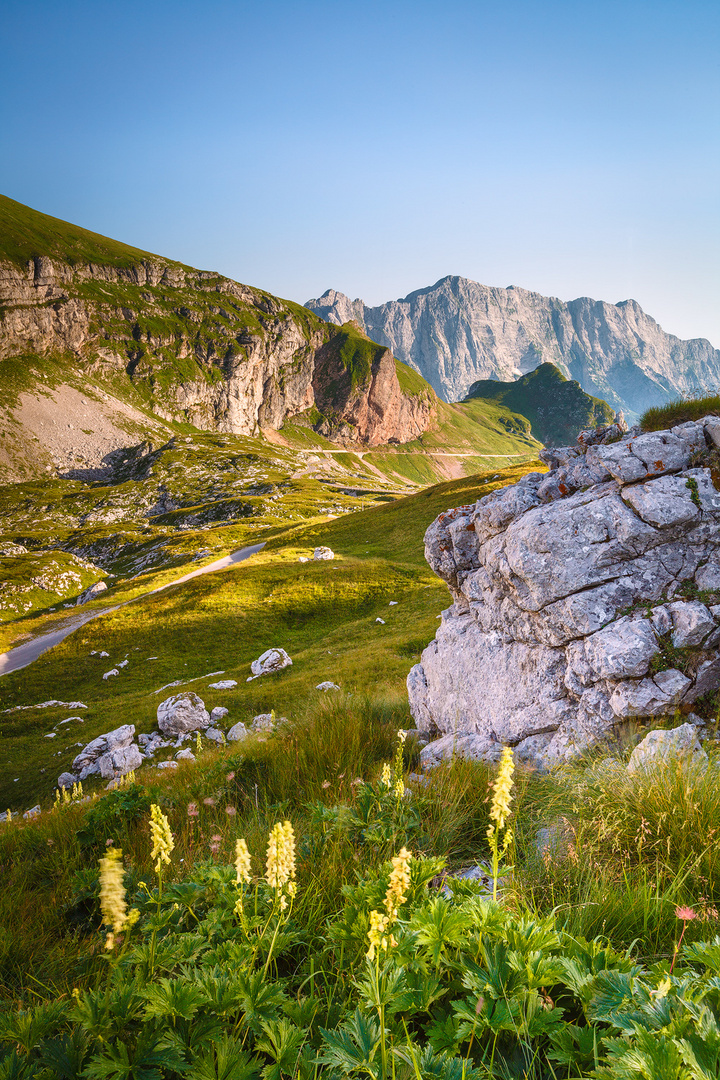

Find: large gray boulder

[72,724,136,780]
[157,692,210,735]
[410,416,720,769]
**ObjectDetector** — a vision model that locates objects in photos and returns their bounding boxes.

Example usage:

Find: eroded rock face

[408,416,720,768]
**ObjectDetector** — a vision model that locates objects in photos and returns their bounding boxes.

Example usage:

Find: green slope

[0,193,168,269]
[466,362,615,447]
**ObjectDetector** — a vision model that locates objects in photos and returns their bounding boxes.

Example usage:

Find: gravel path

[0,543,266,677]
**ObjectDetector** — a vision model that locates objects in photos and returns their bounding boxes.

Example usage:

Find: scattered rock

[208,680,237,690]
[117,659,129,669]
[313,547,334,560]
[157,692,210,735]
[298,556,309,563]
[176,748,196,762]
[252,713,281,732]
[210,706,229,722]
[102,668,119,680]
[316,681,340,691]
[248,648,292,679]
[44,733,57,738]
[227,722,249,742]
[628,723,708,774]
[23,805,41,820]
[389,600,398,605]
[57,771,78,789]
[73,725,136,779]
[76,580,108,606]
[157,760,178,770]
[376,617,385,624]
[204,727,225,744]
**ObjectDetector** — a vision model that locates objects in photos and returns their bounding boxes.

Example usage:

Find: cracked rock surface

[408,416,720,768]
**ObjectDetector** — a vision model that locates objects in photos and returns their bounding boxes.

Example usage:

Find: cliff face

[0,197,436,471]
[306,276,720,419]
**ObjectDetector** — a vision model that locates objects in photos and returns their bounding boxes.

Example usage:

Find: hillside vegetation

[465,362,615,446]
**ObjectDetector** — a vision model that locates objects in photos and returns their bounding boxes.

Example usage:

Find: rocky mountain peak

[306,276,720,419]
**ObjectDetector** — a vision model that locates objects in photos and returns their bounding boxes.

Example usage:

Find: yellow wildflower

[265,820,296,889]
[149,803,175,874]
[489,746,515,831]
[366,909,396,960]
[99,847,127,949]
[381,763,392,789]
[235,838,252,885]
[394,778,405,800]
[397,729,407,744]
[385,846,412,921]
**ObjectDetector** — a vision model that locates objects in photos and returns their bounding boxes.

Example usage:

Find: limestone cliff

[0,196,436,475]
[306,276,720,419]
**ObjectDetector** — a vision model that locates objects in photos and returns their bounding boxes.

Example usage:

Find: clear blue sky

[1,0,718,344]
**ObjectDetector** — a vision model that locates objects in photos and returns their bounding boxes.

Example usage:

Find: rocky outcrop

[0,197,437,455]
[306,277,720,419]
[408,416,720,769]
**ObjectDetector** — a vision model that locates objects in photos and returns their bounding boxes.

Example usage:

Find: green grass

[0,193,169,270]
[640,393,720,431]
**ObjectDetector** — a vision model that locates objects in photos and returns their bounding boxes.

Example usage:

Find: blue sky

[1,0,718,343]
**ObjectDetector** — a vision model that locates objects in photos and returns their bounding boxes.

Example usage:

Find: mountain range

[305,276,720,419]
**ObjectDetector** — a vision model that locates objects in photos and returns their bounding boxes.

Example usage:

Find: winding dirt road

[0,543,266,678]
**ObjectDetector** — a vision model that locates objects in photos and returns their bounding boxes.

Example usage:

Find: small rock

[44,733,56,738]
[249,648,292,679]
[157,692,210,735]
[102,669,119,680]
[117,659,129,669]
[57,772,78,789]
[210,706,229,722]
[316,681,340,691]
[204,727,225,744]
[23,806,41,820]
[389,601,398,606]
[298,556,309,563]
[208,680,237,690]
[176,748,196,761]
[253,713,281,732]
[376,618,385,624]
[627,723,708,775]
[76,581,108,606]
[313,547,334,560]
[227,722,249,742]
[157,760,178,770]
[99,651,109,658]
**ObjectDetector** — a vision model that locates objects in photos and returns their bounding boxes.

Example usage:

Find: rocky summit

[306,276,720,418]
[409,414,720,769]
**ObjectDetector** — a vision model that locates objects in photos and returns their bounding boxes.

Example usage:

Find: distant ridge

[306,276,720,419]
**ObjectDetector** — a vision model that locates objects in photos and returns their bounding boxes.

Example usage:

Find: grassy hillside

[0,463,540,809]
[0,193,168,270]
[466,361,615,446]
